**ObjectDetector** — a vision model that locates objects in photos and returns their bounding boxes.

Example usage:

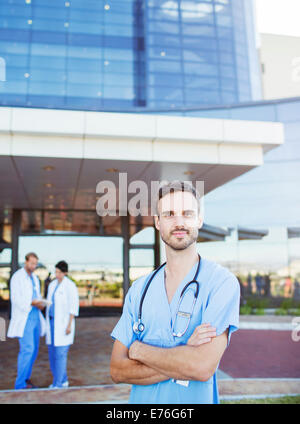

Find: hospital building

[0,0,299,307]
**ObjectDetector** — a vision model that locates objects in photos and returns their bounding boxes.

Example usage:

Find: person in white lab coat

[7,252,46,390]
[45,261,79,388]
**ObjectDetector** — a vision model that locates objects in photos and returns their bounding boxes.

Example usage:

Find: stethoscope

[133,254,201,338]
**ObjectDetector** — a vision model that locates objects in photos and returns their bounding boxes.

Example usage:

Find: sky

[255,0,300,37]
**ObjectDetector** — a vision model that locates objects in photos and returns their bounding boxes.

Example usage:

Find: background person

[45,261,79,389]
[7,252,46,390]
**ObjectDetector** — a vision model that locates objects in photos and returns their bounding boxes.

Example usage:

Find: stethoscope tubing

[134,254,201,335]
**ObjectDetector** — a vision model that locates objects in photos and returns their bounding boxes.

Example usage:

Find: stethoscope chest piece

[133,320,145,334]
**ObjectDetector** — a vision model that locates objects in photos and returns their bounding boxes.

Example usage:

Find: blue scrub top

[111,258,240,404]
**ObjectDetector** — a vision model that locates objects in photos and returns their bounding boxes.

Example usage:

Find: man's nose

[173,214,185,226]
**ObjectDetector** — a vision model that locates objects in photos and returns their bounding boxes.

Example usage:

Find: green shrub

[240,305,252,315]
[275,308,288,316]
[255,308,265,315]
[290,308,300,316]
[281,299,294,310]
[245,297,270,310]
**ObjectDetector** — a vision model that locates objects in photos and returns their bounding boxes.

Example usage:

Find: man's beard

[161,227,199,251]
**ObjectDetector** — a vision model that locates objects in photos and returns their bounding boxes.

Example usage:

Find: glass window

[0,80,27,94]
[66,83,99,98]
[148,21,179,34]
[4,53,28,67]
[149,46,181,60]
[103,85,134,100]
[148,34,180,47]
[183,36,217,51]
[148,86,184,101]
[218,39,234,52]
[30,69,66,83]
[104,24,133,37]
[181,9,214,26]
[183,48,217,63]
[148,0,179,8]
[31,43,67,57]
[67,45,101,59]
[68,58,102,72]
[103,48,134,61]
[28,81,65,96]
[216,13,232,28]
[148,73,183,87]
[148,60,181,73]
[0,16,31,30]
[67,70,102,84]
[33,6,68,19]
[104,73,133,87]
[68,21,104,35]
[30,55,66,70]
[103,60,134,73]
[185,75,219,89]
[0,40,29,54]
[221,77,236,91]
[70,9,103,22]
[148,7,179,21]
[0,5,32,18]
[221,90,238,104]
[219,51,234,64]
[184,62,218,76]
[31,31,67,44]
[220,64,235,78]
[185,88,220,103]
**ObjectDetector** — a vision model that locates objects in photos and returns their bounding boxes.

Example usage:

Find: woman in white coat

[46,261,79,389]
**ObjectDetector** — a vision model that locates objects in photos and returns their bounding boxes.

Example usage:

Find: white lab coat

[7,267,46,338]
[45,276,79,347]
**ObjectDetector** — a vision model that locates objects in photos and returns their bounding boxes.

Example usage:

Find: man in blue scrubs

[110,181,240,404]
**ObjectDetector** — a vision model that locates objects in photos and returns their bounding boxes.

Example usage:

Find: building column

[10,209,21,278]
[154,228,161,268]
[121,215,130,301]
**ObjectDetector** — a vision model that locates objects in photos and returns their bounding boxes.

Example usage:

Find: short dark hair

[55,260,68,273]
[156,180,201,215]
[25,252,38,261]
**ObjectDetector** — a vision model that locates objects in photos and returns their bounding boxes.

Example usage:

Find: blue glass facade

[0,0,261,111]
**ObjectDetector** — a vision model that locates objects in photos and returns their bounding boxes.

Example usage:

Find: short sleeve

[202,275,240,346]
[111,286,136,349]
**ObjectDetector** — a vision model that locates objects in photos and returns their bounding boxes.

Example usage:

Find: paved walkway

[0,315,299,402]
[0,379,299,404]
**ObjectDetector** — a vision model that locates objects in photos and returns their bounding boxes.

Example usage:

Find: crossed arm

[110,325,228,385]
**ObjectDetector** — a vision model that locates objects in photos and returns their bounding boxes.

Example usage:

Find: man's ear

[154,215,160,231]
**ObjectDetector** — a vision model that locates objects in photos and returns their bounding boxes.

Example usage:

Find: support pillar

[154,228,161,268]
[121,215,130,302]
[10,209,21,278]
[9,209,21,319]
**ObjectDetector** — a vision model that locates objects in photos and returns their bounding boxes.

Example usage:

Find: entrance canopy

[0,106,284,295]
[0,106,284,224]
